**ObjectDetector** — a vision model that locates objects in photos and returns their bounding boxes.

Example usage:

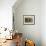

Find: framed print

[23,15,35,25]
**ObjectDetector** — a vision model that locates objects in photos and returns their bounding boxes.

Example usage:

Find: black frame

[23,15,35,25]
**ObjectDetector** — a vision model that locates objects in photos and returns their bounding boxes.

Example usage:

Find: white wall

[13,0,41,46]
[41,0,46,46]
[0,0,16,29]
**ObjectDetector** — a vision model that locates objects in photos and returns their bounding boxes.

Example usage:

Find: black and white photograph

[23,15,35,25]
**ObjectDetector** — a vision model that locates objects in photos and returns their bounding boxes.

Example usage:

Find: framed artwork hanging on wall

[23,15,35,25]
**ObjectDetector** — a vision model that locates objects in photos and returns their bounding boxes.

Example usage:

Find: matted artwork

[23,15,35,25]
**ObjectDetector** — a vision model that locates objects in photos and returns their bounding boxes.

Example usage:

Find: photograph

[23,15,35,25]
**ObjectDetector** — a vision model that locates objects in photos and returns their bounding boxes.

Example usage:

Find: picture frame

[23,15,35,25]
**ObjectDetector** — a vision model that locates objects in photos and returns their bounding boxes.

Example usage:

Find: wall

[13,0,41,46]
[0,0,16,30]
[41,0,46,46]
